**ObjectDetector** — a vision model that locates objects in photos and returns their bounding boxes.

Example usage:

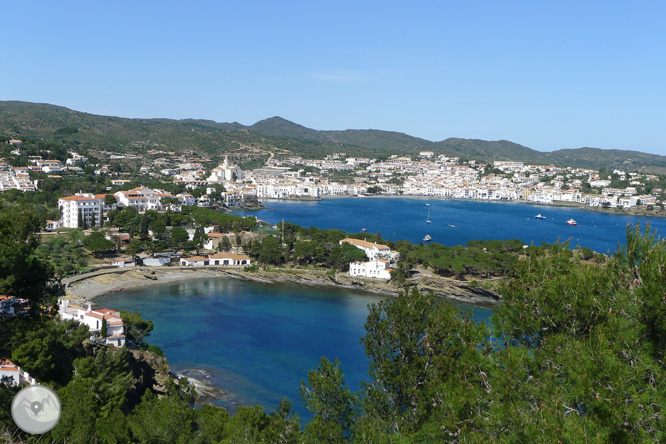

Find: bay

[233,197,666,254]
[96,278,491,419]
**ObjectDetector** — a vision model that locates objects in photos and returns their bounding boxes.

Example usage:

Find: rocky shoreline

[64,265,500,307]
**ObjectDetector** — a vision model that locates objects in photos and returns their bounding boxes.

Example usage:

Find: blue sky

[4,1,665,155]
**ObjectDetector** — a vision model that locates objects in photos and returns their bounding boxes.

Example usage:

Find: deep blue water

[233,197,666,254]
[97,279,491,419]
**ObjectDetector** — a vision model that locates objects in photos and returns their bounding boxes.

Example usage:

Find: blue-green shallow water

[233,198,666,254]
[96,278,492,419]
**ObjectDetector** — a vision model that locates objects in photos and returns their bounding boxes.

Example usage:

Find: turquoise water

[233,197,666,254]
[97,279,491,418]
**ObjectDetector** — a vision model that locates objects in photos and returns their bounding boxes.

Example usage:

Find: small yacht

[448,224,456,228]
[361,228,367,232]
[534,214,546,220]
[423,234,432,242]
[566,218,578,226]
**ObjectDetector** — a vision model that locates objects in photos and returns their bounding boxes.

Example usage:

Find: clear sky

[3,1,665,155]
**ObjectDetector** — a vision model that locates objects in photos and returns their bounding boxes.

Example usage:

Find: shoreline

[64,266,500,307]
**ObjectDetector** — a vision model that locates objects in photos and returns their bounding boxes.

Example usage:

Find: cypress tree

[100,317,107,338]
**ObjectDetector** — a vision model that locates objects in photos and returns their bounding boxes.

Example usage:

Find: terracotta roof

[182,256,209,262]
[59,195,100,202]
[340,238,390,250]
[209,253,250,261]
[93,308,120,315]
[207,233,225,238]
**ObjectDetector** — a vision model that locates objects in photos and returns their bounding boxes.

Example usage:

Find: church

[207,156,245,184]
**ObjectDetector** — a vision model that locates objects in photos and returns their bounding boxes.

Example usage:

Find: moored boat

[566,218,578,226]
[423,234,432,242]
[535,213,546,220]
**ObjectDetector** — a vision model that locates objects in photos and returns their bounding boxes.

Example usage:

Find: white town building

[58,193,106,228]
[207,156,245,184]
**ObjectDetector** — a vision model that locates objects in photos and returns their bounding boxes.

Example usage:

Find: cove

[96,277,492,418]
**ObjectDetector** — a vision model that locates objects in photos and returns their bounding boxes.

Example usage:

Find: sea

[233,197,666,254]
[97,198,666,418]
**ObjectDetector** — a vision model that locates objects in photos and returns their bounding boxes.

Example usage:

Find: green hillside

[1,100,665,172]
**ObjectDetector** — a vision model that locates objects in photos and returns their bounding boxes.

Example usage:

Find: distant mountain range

[1,100,665,173]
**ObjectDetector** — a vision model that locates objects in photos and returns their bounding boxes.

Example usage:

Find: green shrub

[148,345,165,357]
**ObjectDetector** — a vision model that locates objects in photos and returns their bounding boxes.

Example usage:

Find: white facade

[58,193,105,228]
[112,259,135,268]
[349,259,392,279]
[207,156,245,184]
[180,253,251,267]
[339,238,400,262]
[58,299,126,347]
[0,359,36,386]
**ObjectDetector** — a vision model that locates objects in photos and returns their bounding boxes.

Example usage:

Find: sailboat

[426,204,431,223]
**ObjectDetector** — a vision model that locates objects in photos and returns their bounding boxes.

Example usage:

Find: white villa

[58,299,126,347]
[58,193,106,228]
[180,252,251,267]
[339,238,400,262]
[349,259,392,280]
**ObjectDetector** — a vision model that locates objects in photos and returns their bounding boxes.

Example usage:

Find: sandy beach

[64,268,220,303]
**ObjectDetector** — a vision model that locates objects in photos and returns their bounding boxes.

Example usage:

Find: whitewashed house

[0,359,36,386]
[58,299,126,347]
[339,238,399,262]
[180,253,251,267]
[111,259,135,268]
[349,259,392,280]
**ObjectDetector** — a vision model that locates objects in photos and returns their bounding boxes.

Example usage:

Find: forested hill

[2,100,665,172]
